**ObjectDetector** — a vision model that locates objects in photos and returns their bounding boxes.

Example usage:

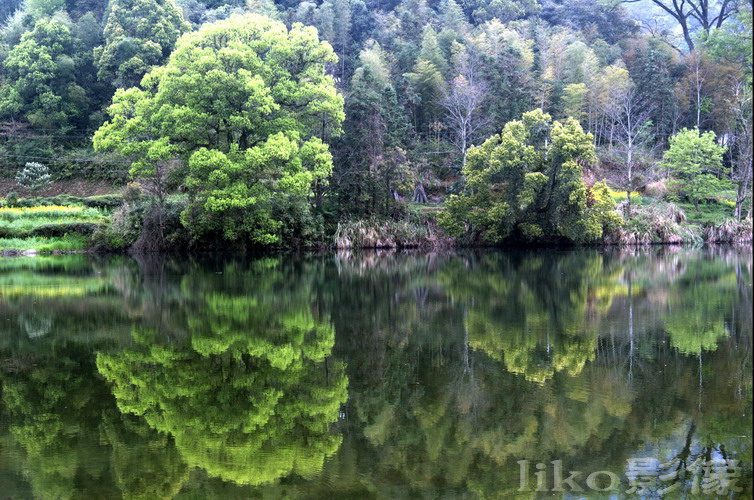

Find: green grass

[0,203,109,254]
[0,215,107,233]
[676,200,734,226]
[0,234,88,253]
[409,202,445,214]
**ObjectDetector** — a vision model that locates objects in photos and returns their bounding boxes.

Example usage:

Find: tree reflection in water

[0,248,749,497]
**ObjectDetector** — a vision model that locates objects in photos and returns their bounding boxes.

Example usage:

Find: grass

[408,202,445,214]
[0,234,88,253]
[0,215,107,233]
[676,200,735,226]
[0,200,112,254]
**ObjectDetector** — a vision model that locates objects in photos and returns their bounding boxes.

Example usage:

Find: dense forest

[0,0,751,251]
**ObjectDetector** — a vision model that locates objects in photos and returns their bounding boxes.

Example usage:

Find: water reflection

[0,247,750,497]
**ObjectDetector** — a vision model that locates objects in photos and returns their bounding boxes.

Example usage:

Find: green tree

[561,82,588,122]
[94,0,189,89]
[663,127,731,209]
[404,26,447,132]
[439,109,621,243]
[93,14,345,246]
[335,41,408,215]
[0,17,83,128]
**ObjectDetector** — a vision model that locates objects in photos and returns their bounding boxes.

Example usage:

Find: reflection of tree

[443,251,624,383]
[102,411,188,500]
[0,248,749,497]
[97,279,348,487]
[0,345,120,499]
[664,259,740,355]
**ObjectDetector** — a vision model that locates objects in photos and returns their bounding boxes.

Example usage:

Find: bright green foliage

[0,18,82,127]
[182,131,333,243]
[664,260,738,355]
[94,14,345,245]
[97,293,348,487]
[439,109,621,243]
[94,0,189,88]
[663,128,731,209]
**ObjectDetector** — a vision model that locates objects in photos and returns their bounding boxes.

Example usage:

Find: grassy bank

[0,195,122,254]
[0,189,750,255]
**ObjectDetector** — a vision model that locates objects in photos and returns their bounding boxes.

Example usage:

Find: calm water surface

[0,248,751,499]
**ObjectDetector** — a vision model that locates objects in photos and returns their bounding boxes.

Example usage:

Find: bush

[122,183,143,204]
[604,201,701,245]
[89,203,146,251]
[703,217,752,244]
[3,192,20,207]
[90,199,188,252]
[15,162,52,192]
[82,194,123,209]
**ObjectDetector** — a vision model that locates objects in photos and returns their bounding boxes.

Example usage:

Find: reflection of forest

[0,248,750,497]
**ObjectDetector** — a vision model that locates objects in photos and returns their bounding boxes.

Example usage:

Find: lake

[0,247,751,498]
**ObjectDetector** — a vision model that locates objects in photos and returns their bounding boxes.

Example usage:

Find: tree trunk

[412,182,428,203]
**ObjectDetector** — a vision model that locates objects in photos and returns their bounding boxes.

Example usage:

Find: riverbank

[0,190,751,255]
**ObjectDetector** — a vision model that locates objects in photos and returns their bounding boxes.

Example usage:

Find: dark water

[0,247,751,499]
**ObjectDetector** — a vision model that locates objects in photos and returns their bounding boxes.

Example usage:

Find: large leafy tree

[439,109,621,243]
[94,14,345,246]
[94,0,189,89]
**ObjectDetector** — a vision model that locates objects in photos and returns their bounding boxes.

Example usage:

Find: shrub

[3,192,20,207]
[703,217,752,244]
[604,202,701,245]
[16,162,52,192]
[82,194,123,209]
[122,183,143,204]
[90,203,145,251]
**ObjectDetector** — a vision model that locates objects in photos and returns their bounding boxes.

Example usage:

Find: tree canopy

[439,109,622,243]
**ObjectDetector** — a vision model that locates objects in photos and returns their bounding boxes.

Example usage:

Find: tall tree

[94,14,345,246]
[335,41,408,215]
[439,109,621,243]
[0,17,88,129]
[610,86,656,217]
[442,44,488,172]
[94,0,189,88]
[622,0,743,52]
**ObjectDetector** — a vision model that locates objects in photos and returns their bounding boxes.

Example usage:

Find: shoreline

[1,240,751,258]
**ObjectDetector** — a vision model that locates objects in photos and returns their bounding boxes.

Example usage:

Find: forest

[0,0,751,252]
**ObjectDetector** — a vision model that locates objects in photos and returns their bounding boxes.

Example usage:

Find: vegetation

[0,0,751,251]
[438,109,622,244]
[0,200,110,252]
